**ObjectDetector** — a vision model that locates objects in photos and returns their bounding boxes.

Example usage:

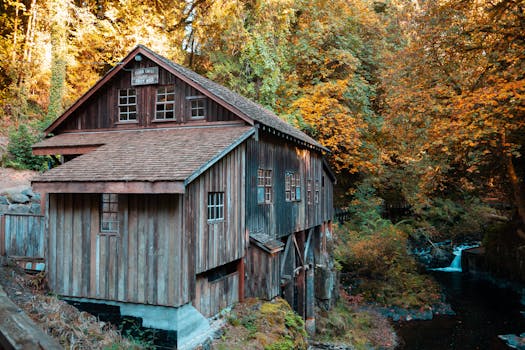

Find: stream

[396,247,525,349]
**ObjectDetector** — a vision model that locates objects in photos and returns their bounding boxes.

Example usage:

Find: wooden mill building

[32,45,335,348]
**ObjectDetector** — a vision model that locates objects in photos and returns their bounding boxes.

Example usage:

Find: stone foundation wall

[0,187,41,215]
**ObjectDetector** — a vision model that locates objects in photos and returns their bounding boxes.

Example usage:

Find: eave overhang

[32,181,185,194]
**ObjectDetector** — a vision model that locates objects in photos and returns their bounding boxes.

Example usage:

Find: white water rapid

[432,244,479,272]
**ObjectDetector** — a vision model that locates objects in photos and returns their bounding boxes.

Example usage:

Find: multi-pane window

[208,192,224,222]
[257,169,272,204]
[155,86,176,120]
[118,89,137,122]
[315,180,320,204]
[190,98,206,119]
[285,172,301,202]
[100,193,119,234]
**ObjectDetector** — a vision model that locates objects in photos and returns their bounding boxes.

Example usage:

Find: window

[315,180,320,204]
[257,169,272,204]
[285,172,301,202]
[307,179,312,204]
[155,86,176,120]
[100,193,119,234]
[187,96,206,119]
[208,192,224,222]
[118,89,137,122]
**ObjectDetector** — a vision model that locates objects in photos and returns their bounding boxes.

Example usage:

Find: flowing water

[396,246,525,349]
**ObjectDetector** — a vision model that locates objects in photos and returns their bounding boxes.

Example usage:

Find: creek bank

[359,302,455,322]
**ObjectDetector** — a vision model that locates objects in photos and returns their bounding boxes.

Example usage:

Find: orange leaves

[288,78,374,174]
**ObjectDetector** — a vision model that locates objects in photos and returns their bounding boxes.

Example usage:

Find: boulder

[0,196,8,205]
[498,334,525,349]
[0,204,8,213]
[21,188,35,198]
[428,247,454,268]
[8,204,30,214]
[7,192,30,204]
[30,203,41,214]
[31,193,41,203]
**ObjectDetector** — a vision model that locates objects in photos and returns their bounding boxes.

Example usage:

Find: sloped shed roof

[33,126,254,184]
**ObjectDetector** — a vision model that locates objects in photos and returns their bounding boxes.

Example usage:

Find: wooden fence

[0,213,45,258]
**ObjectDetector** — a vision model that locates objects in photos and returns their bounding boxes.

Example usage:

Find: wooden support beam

[32,145,101,156]
[280,234,293,275]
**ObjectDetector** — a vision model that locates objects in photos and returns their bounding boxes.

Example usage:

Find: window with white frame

[285,172,301,202]
[187,96,206,119]
[100,193,119,234]
[257,169,272,204]
[315,179,320,204]
[118,89,137,122]
[155,86,176,120]
[208,192,224,222]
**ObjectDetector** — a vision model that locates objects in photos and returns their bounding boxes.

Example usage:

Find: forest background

[0,0,524,311]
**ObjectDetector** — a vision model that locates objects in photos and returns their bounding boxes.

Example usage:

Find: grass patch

[213,298,308,350]
[314,298,397,350]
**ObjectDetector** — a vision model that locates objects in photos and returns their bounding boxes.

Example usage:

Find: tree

[380,0,525,220]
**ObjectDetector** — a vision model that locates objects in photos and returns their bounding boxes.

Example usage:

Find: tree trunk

[503,132,525,239]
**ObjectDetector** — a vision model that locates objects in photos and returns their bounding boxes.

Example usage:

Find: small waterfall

[432,244,479,272]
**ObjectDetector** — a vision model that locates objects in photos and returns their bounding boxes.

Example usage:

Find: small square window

[189,98,206,119]
[208,192,224,222]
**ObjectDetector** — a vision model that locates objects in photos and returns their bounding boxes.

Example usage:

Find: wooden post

[238,257,245,302]
[296,230,306,318]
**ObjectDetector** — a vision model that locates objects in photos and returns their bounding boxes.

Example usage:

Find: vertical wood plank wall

[47,193,190,307]
[245,246,280,300]
[194,273,239,317]
[57,57,237,133]
[1,214,45,258]
[186,145,246,275]
[246,134,325,239]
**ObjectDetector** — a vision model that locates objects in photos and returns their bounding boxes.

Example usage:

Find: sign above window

[131,67,159,86]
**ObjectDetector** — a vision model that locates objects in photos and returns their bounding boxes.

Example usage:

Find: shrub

[335,183,441,309]
[4,124,51,171]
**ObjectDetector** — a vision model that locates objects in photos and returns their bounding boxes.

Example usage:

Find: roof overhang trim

[32,181,185,194]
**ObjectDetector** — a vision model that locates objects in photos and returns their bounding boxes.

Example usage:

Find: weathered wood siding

[321,168,334,222]
[246,133,326,238]
[55,57,238,133]
[245,246,280,300]
[186,145,246,274]
[47,193,190,307]
[0,214,45,258]
[194,272,239,317]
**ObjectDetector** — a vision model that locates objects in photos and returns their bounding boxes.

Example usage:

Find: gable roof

[33,126,254,185]
[44,45,327,152]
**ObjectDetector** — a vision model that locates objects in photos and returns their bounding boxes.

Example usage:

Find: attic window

[118,89,137,122]
[187,96,206,120]
[100,193,119,234]
[155,86,176,120]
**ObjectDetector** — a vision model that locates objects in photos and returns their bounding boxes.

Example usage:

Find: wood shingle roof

[34,126,254,184]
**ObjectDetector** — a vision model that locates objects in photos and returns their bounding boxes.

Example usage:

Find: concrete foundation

[64,298,210,349]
